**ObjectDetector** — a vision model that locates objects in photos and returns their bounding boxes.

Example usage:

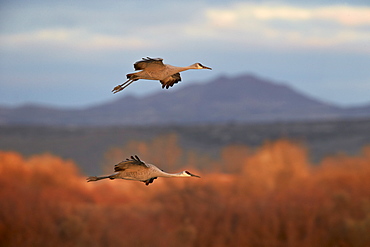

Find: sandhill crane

[86,155,200,186]
[112,57,212,93]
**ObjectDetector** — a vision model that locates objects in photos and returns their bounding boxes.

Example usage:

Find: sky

[1,0,369,108]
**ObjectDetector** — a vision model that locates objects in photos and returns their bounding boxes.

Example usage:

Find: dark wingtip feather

[134,155,141,161]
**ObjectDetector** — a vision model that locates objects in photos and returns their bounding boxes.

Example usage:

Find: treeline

[1,139,370,246]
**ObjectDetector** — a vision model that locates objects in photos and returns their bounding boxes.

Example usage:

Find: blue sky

[1,0,369,108]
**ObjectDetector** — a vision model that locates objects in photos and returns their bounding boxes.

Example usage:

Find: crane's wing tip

[129,155,142,162]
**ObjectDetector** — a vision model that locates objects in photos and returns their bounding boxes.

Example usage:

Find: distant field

[0,118,369,174]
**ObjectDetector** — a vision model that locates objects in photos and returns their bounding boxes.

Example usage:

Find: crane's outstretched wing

[134,57,165,70]
[114,155,149,172]
[160,73,182,89]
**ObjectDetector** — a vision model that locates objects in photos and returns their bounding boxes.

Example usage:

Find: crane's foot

[112,85,123,94]
[112,79,135,93]
[86,176,98,182]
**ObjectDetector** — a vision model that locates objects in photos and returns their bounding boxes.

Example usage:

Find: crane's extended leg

[112,79,137,93]
[116,80,134,92]
[112,79,131,93]
[86,172,119,182]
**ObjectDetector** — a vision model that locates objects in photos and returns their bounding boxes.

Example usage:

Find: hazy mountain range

[1,74,369,126]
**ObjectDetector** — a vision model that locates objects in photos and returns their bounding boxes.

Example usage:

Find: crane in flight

[87,155,200,186]
[112,57,212,93]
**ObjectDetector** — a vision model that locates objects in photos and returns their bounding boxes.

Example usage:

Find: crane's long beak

[202,65,212,70]
[186,171,201,178]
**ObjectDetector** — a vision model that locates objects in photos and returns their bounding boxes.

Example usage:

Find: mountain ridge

[0,74,369,125]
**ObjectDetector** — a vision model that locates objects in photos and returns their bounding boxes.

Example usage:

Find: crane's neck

[168,64,198,72]
[149,164,189,178]
[159,171,187,178]
[174,66,195,73]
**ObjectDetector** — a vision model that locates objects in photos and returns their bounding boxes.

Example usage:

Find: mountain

[0,74,369,125]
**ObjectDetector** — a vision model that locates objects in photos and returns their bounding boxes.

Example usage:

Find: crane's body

[112,57,211,93]
[87,155,200,186]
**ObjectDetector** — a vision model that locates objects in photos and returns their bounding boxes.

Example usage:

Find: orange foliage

[1,141,370,247]
[242,139,310,193]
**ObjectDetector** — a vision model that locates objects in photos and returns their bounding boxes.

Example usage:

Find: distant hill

[0,74,369,125]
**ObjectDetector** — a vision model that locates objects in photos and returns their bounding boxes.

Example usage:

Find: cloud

[0,1,206,54]
[197,3,370,52]
[314,5,370,26]
[0,28,151,52]
[1,2,369,54]
[228,4,370,26]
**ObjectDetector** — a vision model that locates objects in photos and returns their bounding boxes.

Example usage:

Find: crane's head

[182,170,201,178]
[193,63,212,70]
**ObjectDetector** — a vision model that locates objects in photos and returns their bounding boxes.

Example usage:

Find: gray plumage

[112,57,212,93]
[86,155,200,186]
